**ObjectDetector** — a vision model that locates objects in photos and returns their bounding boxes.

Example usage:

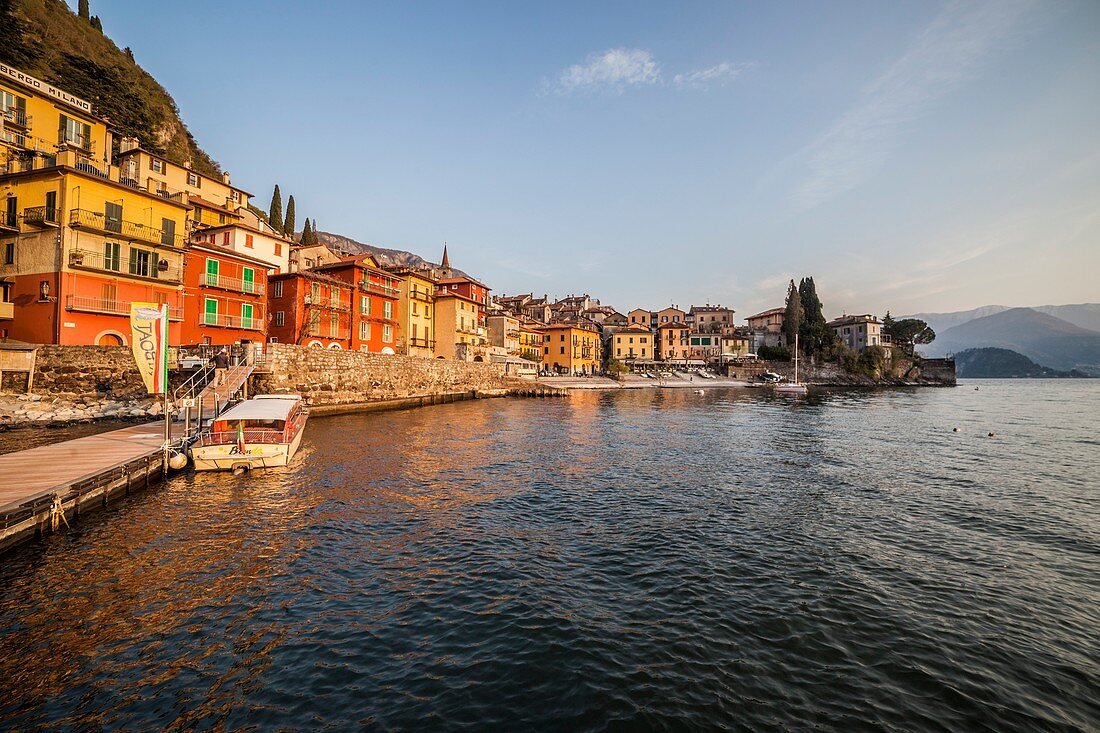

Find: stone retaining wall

[755,355,956,386]
[251,343,523,406]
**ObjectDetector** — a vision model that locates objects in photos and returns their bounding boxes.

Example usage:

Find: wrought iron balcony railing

[359,280,400,297]
[22,206,59,226]
[69,208,185,248]
[202,272,265,296]
[66,294,183,320]
[200,312,263,330]
[68,248,182,283]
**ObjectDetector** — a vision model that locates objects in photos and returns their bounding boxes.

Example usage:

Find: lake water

[1,381,1097,731]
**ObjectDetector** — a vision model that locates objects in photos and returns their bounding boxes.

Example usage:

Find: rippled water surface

[1,381,1098,731]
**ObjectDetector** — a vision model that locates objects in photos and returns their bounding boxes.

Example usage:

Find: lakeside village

[0,63,945,400]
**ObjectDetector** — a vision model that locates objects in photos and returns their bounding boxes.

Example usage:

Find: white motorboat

[191,395,308,472]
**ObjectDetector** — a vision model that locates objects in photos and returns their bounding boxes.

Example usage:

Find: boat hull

[191,424,306,471]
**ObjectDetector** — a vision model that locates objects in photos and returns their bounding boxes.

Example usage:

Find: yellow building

[542,319,602,375]
[433,288,486,361]
[386,265,436,357]
[115,138,252,219]
[612,324,653,361]
[518,317,545,363]
[0,64,190,345]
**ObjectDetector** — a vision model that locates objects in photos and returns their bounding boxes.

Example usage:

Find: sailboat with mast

[776,333,809,395]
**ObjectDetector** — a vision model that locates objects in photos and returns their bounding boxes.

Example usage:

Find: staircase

[196,361,255,416]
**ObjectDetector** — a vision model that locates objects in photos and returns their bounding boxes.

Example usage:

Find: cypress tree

[283,195,296,237]
[90,15,102,31]
[79,0,89,19]
[299,218,312,245]
[798,277,829,356]
[268,185,283,232]
[783,279,802,350]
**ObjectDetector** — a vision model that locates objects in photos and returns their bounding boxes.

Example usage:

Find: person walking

[212,349,229,389]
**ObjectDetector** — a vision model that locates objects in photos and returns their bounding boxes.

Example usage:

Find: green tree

[882,311,895,336]
[797,276,832,357]
[299,218,313,245]
[283,195,296,237]
[78,0,89,19]
[268,185,283,232]
[90,15,102,31]
[887,318,936,355]
[783,279,802,349]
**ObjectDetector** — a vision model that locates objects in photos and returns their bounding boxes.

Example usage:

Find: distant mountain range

[314,231,467,277]
[908,303,1100,335]
[954,348,1088,378]
[912,307,1100,376]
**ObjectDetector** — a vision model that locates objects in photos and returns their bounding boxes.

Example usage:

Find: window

[104,202,122,233]
[359,321,368,340]
[560,334,565,342]
[412,302,418,316]
[129,247,156,278]
[241,303,254,329]
[330,288,340,308]
[275,242,282,257]
[204,298,218,325]
[560,346,565,354]
[2,242,13,265]
[245,234,253,248]
[330,313,339,335]
[272,281,283,298]
[205,258,219,286]
[101,282,117,305]
[223,232,230,246]
[151,159,164,174]
[311,282,320,301]
[242,268,255,293]
[275,311,285,326]
[44,191,57,222]
[360,295,370,314]
[383,301,393,320]
[103,241,121,271]
[383,325,393,343]
[544,346,549,354]
[187,172,199,187]
[59,114,91,148]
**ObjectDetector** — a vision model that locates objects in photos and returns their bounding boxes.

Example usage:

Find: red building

[314,255,403,353]
[181,242,269,345]
[267,271,352,349]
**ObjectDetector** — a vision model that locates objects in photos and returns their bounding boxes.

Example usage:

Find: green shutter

[241,303,253,329]
[205,258,219,286]
[204,298,218,325]
[242,268,254,293]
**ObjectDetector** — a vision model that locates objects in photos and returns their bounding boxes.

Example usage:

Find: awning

[216,397,300,421]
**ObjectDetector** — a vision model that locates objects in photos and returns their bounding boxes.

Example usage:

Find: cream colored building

[828,314,885,351]
[387,266,436,357]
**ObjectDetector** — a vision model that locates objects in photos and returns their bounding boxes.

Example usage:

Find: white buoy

[168,452,188,470]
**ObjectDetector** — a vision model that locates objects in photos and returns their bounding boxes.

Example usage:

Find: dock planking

[0,421,175,514]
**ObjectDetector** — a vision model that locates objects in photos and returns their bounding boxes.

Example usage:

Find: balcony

[0,301,12,319]
[1,108,29,128]
[59,134,95,156]
[66,294,183,321]
[303,295,349,312]
[68,248,182,283]
[22,206,59,227]
[409,288,434,303]
[0,210,17,232]
[363,314,398,325]
[202,272,266,296]
[359,280,400,297]
[199,312,263,331]
[69,208,185,248]
[408,336,435,348]
[307,326,349,339]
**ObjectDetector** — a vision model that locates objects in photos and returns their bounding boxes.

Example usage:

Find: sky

[83,0,1100,319]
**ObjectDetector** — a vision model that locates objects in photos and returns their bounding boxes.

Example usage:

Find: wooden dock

[0,421,178,553]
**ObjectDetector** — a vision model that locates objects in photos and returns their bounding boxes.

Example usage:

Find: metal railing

[1,108,29,128]
[408,336,435,348]
[68,248,182,282]
[359,280,400,297]
[303,295,350,311]
[66,294,183,320]
[69,208,186,248]
[307,325,350,338]
[199,312,263,330]
[409,288,434,302]
[0,210,16,230]
[23,206,59,226]
[202,272,265,295]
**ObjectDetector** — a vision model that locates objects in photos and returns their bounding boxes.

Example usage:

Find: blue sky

[86,0,1099,318]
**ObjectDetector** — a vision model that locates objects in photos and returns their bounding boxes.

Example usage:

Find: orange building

[314,255,403,353]
[181,242,269,345]
[658,321,691,362]
[267,271,352,349]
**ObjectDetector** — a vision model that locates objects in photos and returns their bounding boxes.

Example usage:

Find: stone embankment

[0,343,558,427]
[755,356,956,386]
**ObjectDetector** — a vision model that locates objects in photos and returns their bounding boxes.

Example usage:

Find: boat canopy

[216,397,300,422]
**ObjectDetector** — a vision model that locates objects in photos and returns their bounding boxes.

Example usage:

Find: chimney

[184,160,192,170]
[119,136,139,153]
[222,171,231,185]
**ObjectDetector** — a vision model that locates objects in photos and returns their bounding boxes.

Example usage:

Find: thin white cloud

[673,62,748,90]
[795,0,1034,210]
[553,48,660,95]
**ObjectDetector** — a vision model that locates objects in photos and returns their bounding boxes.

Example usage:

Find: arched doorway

[327,342,342,349]
[96,331,125,346]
